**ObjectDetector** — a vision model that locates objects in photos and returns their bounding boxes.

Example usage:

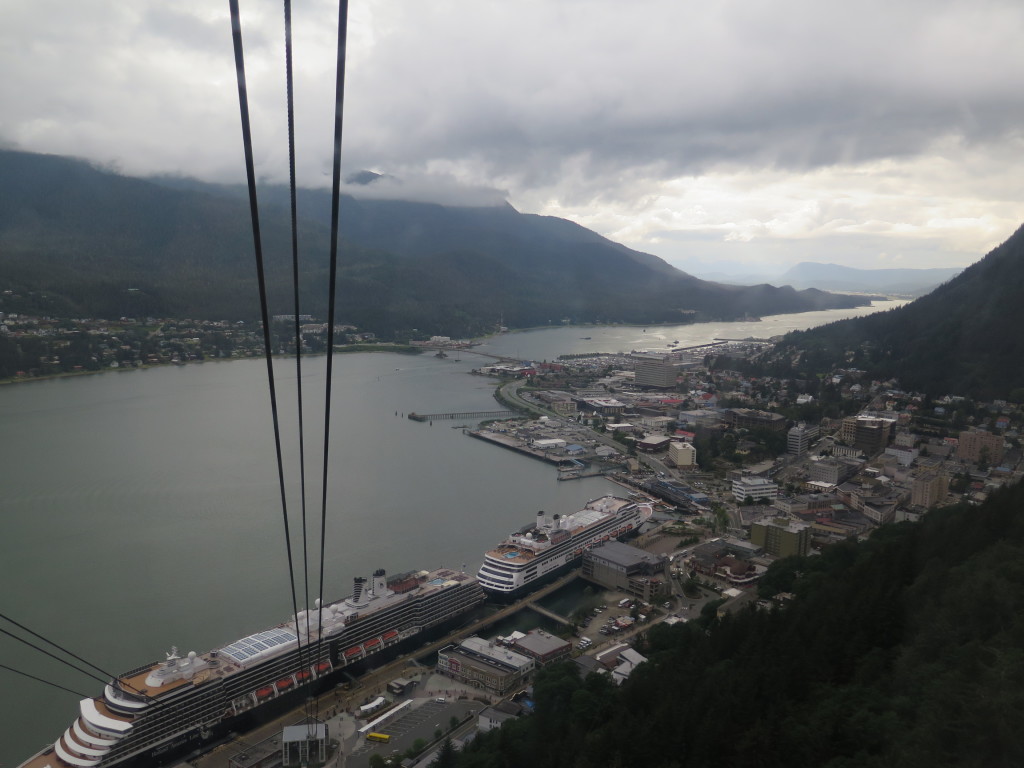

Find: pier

[408,409,520,422]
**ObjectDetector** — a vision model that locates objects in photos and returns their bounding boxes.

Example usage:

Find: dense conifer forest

[756,223,1024,399]
[452,482,1024,768]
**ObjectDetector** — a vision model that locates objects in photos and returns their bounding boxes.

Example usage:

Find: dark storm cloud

[2,0,1022,264]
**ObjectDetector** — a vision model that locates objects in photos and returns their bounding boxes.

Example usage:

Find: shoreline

[0,344,423,387]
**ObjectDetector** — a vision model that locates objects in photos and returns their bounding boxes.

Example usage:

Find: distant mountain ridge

[0,150,869,337]
[758,223,1024,399]
[776,262,962,296]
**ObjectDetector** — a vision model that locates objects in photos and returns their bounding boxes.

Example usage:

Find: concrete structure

[582,540,671,601]
[730,471,779,503]
[634,355,679,388]
[668,441,697,468]
[637,434,672,452]
[478,705,518,733]
[436,636,535,696]
[911,470,950,508]
[809,457,862,486]
[688,537,766,586]
[511,629,571,666]
[957,429,1005,465]
[750,517,812,558]
[724,408,787,433]
[852,415,897,456]
[281,723,327,767]
[787,422,819,456]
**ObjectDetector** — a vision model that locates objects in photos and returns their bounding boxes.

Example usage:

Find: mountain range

[694,261,961,296]
[773,262,962,296]
[0,150,868,337]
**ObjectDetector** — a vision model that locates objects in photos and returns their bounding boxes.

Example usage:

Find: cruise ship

[18,567,484,768]
[477,496,653,599]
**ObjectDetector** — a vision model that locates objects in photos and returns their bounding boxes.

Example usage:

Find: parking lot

[344,691,482,768]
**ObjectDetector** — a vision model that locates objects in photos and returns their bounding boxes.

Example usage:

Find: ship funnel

[373,568,387,595]
[537,510,545,528]
[351,576,367,606]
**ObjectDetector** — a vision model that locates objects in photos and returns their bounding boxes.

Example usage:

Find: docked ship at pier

[19,567,484,768]
[476,495,653,600]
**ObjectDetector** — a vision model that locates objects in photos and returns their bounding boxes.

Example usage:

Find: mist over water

[0,301,902,764]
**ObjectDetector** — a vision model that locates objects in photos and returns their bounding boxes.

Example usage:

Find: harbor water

[0,301,903,764]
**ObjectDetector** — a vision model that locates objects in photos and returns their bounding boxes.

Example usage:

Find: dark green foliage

[0,150,867,336]
[454,481,1024,768]
[758,222,1024,399]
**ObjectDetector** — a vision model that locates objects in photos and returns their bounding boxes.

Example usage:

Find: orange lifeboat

[344,646,362,658]
[295,670,311,683]
[382,630,399,642]
[256,687,274,699]
[317,661,332,673]
[275,677,294,692]
[364,637,381,650]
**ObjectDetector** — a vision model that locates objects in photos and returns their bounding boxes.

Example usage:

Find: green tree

[431,737,458,768]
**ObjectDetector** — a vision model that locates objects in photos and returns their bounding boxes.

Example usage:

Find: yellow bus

[365,732,391,743]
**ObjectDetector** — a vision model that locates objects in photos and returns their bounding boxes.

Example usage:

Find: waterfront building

[436,637,534,696]
[581,540,671,602]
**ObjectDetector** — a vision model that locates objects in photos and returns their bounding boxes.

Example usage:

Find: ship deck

[484,543,538,565]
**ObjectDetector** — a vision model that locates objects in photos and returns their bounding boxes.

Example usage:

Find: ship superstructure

[20,567,484,768]
[476,496,653,599]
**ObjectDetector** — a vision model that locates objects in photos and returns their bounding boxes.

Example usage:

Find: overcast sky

[2,0,1023,274]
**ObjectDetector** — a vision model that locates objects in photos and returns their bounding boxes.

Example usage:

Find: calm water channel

[0,300,903,763]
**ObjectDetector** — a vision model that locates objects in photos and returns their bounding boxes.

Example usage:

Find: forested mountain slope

[0,150,866,336]
[455,481,1024,768]
[755,223,1024,399]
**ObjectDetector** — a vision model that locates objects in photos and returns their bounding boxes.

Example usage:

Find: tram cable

[0,625,124,693]
[0,662,91,700]
[0,611,157,702]
[313,0,351,728]
[228,0,307,716]
[282,0,318,730]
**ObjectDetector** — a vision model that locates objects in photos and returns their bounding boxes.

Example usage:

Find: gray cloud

[2,0,1022,265]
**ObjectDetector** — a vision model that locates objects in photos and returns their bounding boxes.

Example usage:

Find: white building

[731,472,779,503]
[669,441,697,468]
